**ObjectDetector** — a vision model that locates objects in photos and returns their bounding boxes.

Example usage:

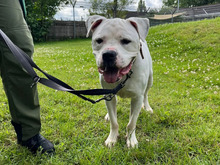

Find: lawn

[0,17,219,164]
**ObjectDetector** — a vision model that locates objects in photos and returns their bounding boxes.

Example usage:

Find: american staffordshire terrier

[86,15,153,148]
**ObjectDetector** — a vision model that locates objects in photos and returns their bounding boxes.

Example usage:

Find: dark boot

[20,134,55,154]
[11,121,55,154]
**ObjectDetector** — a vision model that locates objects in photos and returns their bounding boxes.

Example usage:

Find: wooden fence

[47,21,87,40]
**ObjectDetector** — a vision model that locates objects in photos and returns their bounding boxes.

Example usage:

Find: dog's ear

[85,15,106,37]
[126,17,150,41]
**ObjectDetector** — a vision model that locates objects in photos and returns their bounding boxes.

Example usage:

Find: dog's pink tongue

[103,71,119,83]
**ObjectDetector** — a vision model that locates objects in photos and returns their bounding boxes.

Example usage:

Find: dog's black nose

[102,50,117,61]
[102,50,117,68]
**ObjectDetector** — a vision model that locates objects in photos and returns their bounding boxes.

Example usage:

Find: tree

[26,0,69,42]
[137,0,147,13]
[163,0,220,8]
[89,0,133,18]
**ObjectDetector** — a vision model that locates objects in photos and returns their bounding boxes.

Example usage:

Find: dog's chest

[117,88,136,98]
[102,77,140,98]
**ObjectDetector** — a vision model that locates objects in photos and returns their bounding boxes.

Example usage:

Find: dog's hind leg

[143,73,153,113]
[104,96,119,147]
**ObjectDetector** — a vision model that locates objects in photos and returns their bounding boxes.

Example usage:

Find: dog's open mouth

[98,61,133,83]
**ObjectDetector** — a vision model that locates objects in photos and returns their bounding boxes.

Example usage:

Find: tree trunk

[113,0,117,18]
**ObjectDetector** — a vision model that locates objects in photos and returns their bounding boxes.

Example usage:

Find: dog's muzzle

[99,50,133,84]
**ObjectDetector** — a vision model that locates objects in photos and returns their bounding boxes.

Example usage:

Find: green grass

[0,18,219,164]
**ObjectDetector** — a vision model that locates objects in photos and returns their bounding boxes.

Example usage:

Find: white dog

[86,15,153,148]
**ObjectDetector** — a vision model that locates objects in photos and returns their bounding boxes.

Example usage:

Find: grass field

[0,17,219,164]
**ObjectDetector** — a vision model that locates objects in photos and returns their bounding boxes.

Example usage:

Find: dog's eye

[96,38,103,44]
[121,39,131,45]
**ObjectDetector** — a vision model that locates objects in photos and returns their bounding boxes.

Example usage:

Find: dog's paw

[127,136,138,148]
[104,113,110,121]
[126,130,138,148]
[145,106,153,114]
[142,104,153,114]
[105,132,118,148]
[105,137,117,148]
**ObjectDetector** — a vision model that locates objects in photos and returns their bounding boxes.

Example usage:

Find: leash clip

[31,76,40,88]
[104,93,115,101]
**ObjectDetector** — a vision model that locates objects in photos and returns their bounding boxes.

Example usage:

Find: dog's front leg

[105,96,119,147]
[126,96,143,148]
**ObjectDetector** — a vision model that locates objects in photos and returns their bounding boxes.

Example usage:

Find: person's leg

[0,0,54,154]
[0,0,40,142]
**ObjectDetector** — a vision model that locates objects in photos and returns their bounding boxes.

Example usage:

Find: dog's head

[86,15,150,83]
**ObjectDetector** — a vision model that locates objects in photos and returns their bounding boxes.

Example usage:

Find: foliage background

[89,0,133,18]
[25,0,69,42]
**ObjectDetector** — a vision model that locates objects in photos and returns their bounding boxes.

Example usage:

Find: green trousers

[0,0,41,141]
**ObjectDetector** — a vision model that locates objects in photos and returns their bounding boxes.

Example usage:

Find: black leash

[0,29,132,104]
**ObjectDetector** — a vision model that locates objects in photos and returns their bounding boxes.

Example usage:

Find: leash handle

[0,29,132,104]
